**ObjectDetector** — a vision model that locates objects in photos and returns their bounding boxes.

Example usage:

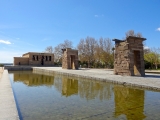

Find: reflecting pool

[9,71,160,120]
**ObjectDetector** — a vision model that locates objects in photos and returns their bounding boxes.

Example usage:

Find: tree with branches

[77,37,97,68]
[45,46,53,53]
[144,47,160,69]
[54,40,73,63]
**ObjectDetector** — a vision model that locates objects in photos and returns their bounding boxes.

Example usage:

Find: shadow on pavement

[145,74,160,78]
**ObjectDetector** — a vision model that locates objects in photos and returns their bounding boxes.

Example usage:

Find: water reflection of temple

[114,85,146,120]
[12,71,113,100]
[54,76,113,100]
[61,77,113,100]
[78,80,113,100]
[13,71,54,87]
[62,77,78,97]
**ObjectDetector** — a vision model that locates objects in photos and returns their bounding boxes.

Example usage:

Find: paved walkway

[33,67,160,91]
[0,67,3,79]
[0,68,19,120]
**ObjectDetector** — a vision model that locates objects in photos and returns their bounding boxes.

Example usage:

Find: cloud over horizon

[94,14,104,18]
[0,40,11,44]
[94,15,99,17]
[156,27,160,31]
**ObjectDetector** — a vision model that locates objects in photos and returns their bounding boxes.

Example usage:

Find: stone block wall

[27,52,54,66]
[62,48,78,69]
[14,52,54,66]
[14,57,29,65]
[113,36,146,76]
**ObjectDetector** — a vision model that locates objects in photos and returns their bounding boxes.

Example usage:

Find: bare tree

[77,39,86,62]
[125,30,135,38]
[54,44,63,63]
[78,37,113,68]
[125,30,143,38]
[45,46,53,53]
[77,36,97,67]
[95,38,113,68]
[54,40,73,62]
[137,32,143,38]
[125,30,145,45]
[62,40,73,48]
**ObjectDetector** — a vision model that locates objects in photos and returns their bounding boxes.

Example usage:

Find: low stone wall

[33,68,160,91]
[0,70,19,119]
[4,66,33,71]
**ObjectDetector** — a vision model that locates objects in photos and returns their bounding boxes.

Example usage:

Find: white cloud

[94,14,104,18]
[0,40,11,44]
[94,15,99,17]
[144,46,149,49]
[156,27,160,31]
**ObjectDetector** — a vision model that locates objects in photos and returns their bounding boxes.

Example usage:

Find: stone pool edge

[0,70,19,120]
[32,67,160,92]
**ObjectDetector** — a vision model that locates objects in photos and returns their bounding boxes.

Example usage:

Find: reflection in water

[13,71,54,87]
[78,80,112,101]
[53,75,113,100]
[114,85,146,120]
[9,71,160,120]
[62,77,78,97]
[12,71,113,100]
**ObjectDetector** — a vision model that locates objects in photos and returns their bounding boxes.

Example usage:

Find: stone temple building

[14,52,54,66]
[113,36,146,76]
[62,48,78,69]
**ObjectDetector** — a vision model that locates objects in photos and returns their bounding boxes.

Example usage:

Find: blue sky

[0,0,160,63]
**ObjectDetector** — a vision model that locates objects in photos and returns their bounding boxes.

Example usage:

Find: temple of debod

[113,36,146,76]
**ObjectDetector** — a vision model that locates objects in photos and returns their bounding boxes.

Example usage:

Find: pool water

[9,71,160,120]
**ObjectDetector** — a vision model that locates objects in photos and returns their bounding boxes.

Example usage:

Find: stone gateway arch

[113,36,146,76]
[62,48,78,69]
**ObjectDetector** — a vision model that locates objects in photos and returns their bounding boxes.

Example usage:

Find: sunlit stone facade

[14,52,54,66]
[62,48,78,69]
[113,36,146,76]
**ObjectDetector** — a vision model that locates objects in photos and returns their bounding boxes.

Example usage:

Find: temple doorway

[133,50,141,76]
[71,55,75,69]
[41,56,44,65]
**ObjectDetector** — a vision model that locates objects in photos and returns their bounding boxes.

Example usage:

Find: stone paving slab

[0,70,19,120]
[33,67,160,91]
[0,67,3,79]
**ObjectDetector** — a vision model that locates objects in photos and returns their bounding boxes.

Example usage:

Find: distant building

[14,52,54,66]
